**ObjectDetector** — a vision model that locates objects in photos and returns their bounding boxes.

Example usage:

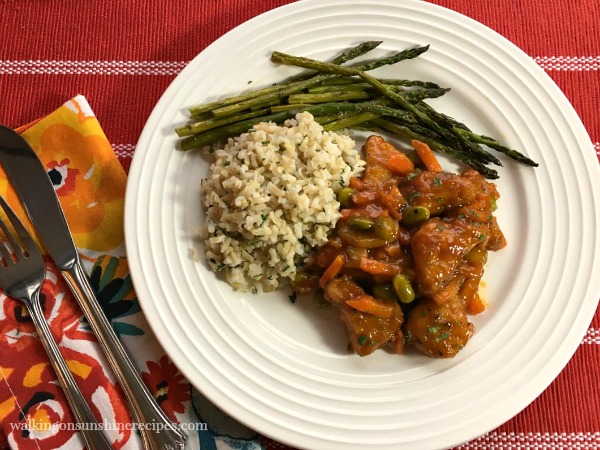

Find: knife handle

[63,262,187,450]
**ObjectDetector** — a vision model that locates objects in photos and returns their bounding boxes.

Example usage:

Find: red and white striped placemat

[0,0,598,449]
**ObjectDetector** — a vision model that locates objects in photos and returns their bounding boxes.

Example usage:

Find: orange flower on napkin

[6,98,128,252]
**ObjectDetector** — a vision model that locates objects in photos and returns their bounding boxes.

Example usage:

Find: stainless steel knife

[0,125,187,450]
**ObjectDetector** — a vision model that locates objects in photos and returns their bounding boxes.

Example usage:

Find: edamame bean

[347,216,374,231]
[393,274,416,303]
[372,283,397,302]
[402,206,431,227]
[466,246,487,265]
[374,216,399,242]
[337,187,355,208]
[313,290,329,308]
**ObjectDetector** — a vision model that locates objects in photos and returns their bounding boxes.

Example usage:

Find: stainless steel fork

[0,196,114,450]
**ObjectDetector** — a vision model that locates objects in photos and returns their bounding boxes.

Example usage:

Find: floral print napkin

[0,96,263,450]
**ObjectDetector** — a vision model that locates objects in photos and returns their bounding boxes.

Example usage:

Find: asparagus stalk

[270,50,464,149]
[322,112,381,131]
[458,130,539,166]
[288,91,372,104]
[176,108,270,137]
[284,40,383,83]
[180,102,374,150]
[188,41,382,117]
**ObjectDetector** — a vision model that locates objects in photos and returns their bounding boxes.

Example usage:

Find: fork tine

[0,196,34,262]
[0,198,19,265]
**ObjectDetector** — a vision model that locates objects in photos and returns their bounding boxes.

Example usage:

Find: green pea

[294,271,310,284]
[313,290,329,308]
[466,246,487,265]
[337,187,355,208]
[374,216,399,242]
[402,206,431,227]
[372,283,397,302]
[347,216,374,231]
[392,274,416,304]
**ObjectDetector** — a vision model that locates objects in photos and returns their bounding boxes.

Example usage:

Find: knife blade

[0,125,187,450]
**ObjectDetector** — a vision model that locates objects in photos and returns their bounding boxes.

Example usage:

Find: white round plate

[124,1,600,449]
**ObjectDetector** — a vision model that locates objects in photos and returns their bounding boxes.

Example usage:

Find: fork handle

[62,262,187,450]
[28,294,114,450]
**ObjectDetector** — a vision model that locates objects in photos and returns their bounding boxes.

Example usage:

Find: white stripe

[112,143,135,157]
[111,143,600,160]
[582,327,600,345]
[534,56,600,71]
[0,60,188,75]
[0,56,598,74]
[458,431,600,449]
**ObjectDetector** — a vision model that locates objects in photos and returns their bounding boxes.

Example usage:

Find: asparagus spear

[457,130,539,166]
[322,112,381,131]
[270,50,464,149]
[213,46,432,118]
[188,41,382,117]
[181,102,374,150]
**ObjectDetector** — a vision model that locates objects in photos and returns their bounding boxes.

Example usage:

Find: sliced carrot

[319,253,346,288]
[345,294,394,318]
[382,240,402,258]
[412,140,442,172]
[348,177,365,191]
[385,152,414,175]
[359,257,399,277]
[466,294,486,315]
[377,186,403,220]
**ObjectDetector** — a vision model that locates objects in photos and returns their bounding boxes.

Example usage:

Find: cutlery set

[0,126,187,450]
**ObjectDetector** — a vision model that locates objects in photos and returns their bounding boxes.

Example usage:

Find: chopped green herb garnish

[435,332,450,341]
[261,140,269,145]
[407,191,421,201]
[436,225,445,231]
[433,176,442,186]
[427,326,442,334]
[406,172,418,182]
[357,335,369,346]
[223,161,230,166]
